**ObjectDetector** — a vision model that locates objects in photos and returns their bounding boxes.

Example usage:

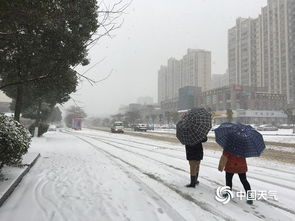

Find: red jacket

[223,151,247,173]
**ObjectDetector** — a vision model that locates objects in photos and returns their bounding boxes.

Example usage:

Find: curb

[0,153,41,207]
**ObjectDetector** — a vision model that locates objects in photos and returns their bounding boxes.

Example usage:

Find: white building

[228,0,295,106]
[211,71,229,89]
[260,0,289,98]
[288,0,295,106]
[158,49,211,104]
[137,96,153,105]
[228,17,261,88]
[158,65,168,104]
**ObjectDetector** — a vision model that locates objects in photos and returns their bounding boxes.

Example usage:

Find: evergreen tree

[47,107,62,123]
[0,0,99,121]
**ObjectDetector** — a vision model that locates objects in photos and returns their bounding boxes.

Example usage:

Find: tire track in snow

[91,134,295,183]
[84,134,295,191]
[73,137,188,221]
[82,136,283,220]
[82,131,295,176]
[73,134,237,221]
[79,133,295,217]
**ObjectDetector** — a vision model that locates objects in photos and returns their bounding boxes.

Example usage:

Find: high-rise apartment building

[158,65,168,104]
[287,0,295,105]
[228,0,295,105]
[228,18,261,88]
[158,49,211,104]
[137,96,154,105]
[260,0,289,96]
[211,71,229,89]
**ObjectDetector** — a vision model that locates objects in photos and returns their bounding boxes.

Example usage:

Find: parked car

[111,121,124,133]
[211,124,220,131]
[147,124,154,130]
[249,124,258,130]
[278,124,294,129]
[257,124,278,131]
[134,123,147,132]
[48,125,57,131]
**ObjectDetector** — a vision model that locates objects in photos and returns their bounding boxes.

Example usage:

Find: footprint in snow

[157,208,164,214]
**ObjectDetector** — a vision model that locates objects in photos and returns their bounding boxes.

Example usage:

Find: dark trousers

[226,172,251,192]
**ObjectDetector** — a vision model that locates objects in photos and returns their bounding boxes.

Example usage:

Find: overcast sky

[66,0,267,117]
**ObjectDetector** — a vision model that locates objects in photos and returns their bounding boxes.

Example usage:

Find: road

[0,129,294,221]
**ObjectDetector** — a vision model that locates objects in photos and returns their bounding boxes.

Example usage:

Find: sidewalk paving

[0,152,40,207]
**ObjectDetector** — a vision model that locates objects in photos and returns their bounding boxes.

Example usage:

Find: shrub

[29,122,49,137]
[0,114,31,170]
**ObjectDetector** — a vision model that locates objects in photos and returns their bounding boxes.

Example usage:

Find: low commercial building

[159,84,287,125]
[160,98,178,113]
[201,85,286,111]
[213,110,287,125]
[178,86,201,111]
[201,85,287,124]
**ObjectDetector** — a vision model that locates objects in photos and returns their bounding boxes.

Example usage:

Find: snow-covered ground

[0,153,39,206]
[0,129,294,221]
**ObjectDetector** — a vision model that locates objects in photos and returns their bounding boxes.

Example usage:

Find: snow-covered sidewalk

[0,130,294,221]
[0,152,40,207]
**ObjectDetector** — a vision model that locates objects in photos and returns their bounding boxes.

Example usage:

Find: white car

[211,124,220,131]
[111,121,124,133]
[48,125,57,131]
[257,124,278,131]
[134,123,147,132]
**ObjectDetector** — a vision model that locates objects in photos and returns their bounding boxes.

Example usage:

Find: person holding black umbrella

[185,137,208,187]
[176,108,212,188]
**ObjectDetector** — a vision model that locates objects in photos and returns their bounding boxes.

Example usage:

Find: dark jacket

[185,137,207,161]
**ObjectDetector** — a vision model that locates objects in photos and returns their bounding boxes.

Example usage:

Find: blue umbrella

[214,123,266,158]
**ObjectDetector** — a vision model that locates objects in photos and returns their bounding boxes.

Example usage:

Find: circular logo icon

[215,186,233,204]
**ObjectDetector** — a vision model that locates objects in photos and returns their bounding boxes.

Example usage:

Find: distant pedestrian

[185,137,207,188]
[218,150,253,205]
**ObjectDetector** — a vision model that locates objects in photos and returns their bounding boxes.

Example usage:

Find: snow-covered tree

[0,114,31,170]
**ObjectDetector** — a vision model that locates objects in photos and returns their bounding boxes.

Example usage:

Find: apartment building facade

[211,70,229,89]
[228,17,262,88]
[158,49,211,104]
[228,0,295,106]
[287,0,295,106]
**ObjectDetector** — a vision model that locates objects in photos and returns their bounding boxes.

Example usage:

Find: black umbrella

[176,108,212,145]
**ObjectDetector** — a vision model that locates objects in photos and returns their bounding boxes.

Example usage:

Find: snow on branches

[0,114,31,170]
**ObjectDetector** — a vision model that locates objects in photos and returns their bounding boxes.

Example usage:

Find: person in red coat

[218,150,253,204]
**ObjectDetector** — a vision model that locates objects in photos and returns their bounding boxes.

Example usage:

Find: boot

[246,191,253,205]
[246,199,253,205]
[186,176,196,188]
[195,173,200,185]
